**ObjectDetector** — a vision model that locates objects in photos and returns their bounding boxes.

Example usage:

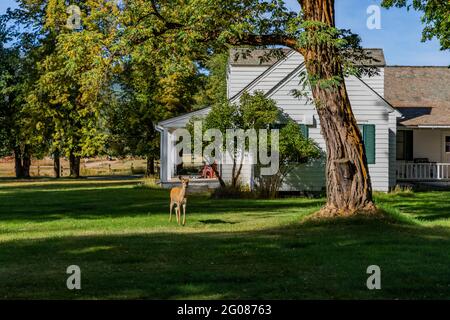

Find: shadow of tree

[1,218,449,299]
[375,191,450,222]
[0,182,324,222]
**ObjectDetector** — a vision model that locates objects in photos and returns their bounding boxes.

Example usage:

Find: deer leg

[176,204,180,225]
[182,199,187,226]
[169,202,174,222]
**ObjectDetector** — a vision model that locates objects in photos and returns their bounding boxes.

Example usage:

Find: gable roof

[157,107,210,128]
[262,61,400,116]
[158,48,397,128]
[385,66,450,126]
[229,50,297,102]
[231,48,397,115]
[229,48,292,66]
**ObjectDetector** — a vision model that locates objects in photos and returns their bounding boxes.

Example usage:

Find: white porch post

[157,127,173,183]
[166,129,174,182]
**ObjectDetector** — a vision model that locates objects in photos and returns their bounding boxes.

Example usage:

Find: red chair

[199,163,216,179]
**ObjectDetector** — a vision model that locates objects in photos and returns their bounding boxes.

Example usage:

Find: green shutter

[362,124,376,164]
[299,124,309,138]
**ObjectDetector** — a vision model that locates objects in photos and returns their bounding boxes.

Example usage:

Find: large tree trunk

[22,145,31,178]
[299,0,376,216]
[13,147,24,179]
[54,151,61,178]
[69,151,81,178]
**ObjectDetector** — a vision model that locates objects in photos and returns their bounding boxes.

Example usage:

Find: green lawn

[0,179,449,299]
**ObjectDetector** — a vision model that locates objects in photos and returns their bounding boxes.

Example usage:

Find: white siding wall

[360,68,384,97]
[228,65,270,99]
[230,52,305,101]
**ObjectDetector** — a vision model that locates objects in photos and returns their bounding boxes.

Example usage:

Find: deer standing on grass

[169,176,189,226]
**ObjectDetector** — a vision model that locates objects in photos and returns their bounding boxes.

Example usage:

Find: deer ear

[178,175,182,180]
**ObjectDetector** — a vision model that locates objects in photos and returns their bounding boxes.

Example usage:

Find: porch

[396,127,450,181]
[396,162,450,181]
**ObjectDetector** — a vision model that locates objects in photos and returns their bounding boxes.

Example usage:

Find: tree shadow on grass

[0,182,324,222]
[375,191,450,222]
[198,219,237,225]
[0,218,449,299]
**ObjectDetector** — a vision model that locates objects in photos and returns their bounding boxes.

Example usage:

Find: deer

[169,176,189,226]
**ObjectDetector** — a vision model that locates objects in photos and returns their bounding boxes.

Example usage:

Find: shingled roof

[385,66,450,126]
[229,48,386,67]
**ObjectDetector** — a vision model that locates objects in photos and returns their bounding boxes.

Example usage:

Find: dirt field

[0,157,151,177]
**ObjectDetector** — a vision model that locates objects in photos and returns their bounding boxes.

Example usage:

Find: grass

[0,178,449,299]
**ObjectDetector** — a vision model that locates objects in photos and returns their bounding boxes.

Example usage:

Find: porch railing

[396,162,450,181]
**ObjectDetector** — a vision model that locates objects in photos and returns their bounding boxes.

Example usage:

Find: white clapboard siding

[227,65,270,98]
[220,152,253,187]
[360,69,385,97]
[229,52,305,101]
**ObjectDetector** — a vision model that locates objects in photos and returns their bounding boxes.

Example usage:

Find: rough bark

[299,0,376,215]
[22,145,31,178]
[54,151,61,178]
[69,151,81,178]
[146,156,155,176]
[13,147,23,179]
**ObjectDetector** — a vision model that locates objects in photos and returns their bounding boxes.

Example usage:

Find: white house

[156,48,450,192]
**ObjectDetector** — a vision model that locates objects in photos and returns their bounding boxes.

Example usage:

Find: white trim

[356,76,402,117]
[158,107,210,127]
[418,125,450,129]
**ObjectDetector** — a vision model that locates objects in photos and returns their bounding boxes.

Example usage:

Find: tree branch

[130,2,302,54]
[227,34,303,54]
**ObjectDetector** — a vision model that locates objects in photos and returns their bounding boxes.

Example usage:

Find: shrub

[211,185,255,199]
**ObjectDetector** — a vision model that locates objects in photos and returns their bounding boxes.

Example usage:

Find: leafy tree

[0,16,41,178]
[19,0,121,177]
[194,52,229,108]
[382,0,450,50]
[189,92,319,194]
[189,92,279,188]
[106,42,205,175]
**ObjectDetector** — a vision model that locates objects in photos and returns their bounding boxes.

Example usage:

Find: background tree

[382,0,450,50]
[23,0,122,177]
[0,15,43,178]
[194,52,229,108]
[106,40,205,175]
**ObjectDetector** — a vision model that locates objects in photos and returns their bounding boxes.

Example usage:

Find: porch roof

[385,66,450,127]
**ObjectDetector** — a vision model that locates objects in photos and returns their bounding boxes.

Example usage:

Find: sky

[1,0,449,66]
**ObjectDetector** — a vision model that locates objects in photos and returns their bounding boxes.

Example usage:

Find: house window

[446,136,450,153]
[396,130,413,161]
[358,124,376,164]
